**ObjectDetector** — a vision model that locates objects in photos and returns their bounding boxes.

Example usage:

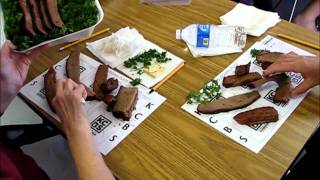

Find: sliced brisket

[44,67,56,112]
[234,107,279,125]
[39,0,53,30]
[256,51,283,64]
[223,72,262,88]
[46,0,64,28]
[19,0,36,35]
[197,91,260,114]
[112,86,138,121]
[235,62,251,76]
[29,0,47,35]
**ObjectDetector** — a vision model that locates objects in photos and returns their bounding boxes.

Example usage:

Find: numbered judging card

[182,36,314,153]
[20,54,166,155]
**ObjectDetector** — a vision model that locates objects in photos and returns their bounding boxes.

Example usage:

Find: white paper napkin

[87,27,146,68]
[220,3,280,37]
[187,43,242,57]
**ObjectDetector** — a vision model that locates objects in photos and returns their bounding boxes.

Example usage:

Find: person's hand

[52,79,88,136]
[263,52,320,97]
[0,40,46,113]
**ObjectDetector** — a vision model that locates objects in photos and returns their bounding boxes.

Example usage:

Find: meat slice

[29,0,47,35]
[235,62,251,76]
[65,51,97,101]
[100,78,119,94]
[66,50,81,83]
[39,0,53,30]
[256,51,283,64]
[234,107,279,125]
[112,86,138,121]
[223,72,262,88]
[274,75,291,103]
[46,0,64,28]
[93,65,108,98]
[197,91,260,114]
[44,67,56,112]
[19,0,36,35]
[247,74,288,88]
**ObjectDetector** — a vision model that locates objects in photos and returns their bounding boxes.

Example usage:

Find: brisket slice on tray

[234,107,279,125]
[66,51,97,101]
[197,91,260,114]
[256,50,283,64]
[29,0,47,35]
[44,67,57,113]
[274,75,291,103]
[46,0,64,28]
[66,50,81,84]
[247,73,288,88]
[19,0,36,35]
[93,64,108,98]
[235,62,251,76]
[223,72,262,88]
[39,0,53,30]
[112,86,138,121]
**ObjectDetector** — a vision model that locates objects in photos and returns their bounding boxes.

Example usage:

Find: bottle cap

[176,29,181,40]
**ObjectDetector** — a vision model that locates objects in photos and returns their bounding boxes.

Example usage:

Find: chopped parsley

[130,78,141,86]
[187,80,221,104]
[250,48,262,58]
[124,49,171,75]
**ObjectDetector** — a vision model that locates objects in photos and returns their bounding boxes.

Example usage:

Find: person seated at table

[293,0,320,31]
[263,52,320,97]
[0,41,115,180]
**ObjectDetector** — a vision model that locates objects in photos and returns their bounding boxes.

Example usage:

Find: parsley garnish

[130,78,141,86]
[187,80,221,104]
[250,48,262,58]
[124,49,171,75]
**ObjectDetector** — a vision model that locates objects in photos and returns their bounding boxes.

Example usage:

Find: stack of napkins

[87,27,146,68]
[220,3,280,37]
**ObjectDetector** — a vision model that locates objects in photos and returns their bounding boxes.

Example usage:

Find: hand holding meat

[263,52,320,97]
[0,40,46,113]
[52,79,89,136]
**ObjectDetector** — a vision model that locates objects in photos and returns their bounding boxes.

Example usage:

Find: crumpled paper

[87,27,146,68]
[220,3,280,37]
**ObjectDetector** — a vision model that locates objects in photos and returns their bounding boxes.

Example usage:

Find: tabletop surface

[25,0,320,179]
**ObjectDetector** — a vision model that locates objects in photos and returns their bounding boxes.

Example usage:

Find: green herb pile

[130,78,141,86]
[187,80,221,104]
[250,48,262,58]
[0,0,99,50]
[124,49,172,75]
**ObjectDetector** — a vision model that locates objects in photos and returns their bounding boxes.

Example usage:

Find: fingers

[263,62,296,77]
[1,41,14,55]
[291,79,313,97]
[65,79,78,90]
[74,84,87,99]
[56,79,65,93]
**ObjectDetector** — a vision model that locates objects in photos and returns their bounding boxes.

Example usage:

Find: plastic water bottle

[176,24,247,49]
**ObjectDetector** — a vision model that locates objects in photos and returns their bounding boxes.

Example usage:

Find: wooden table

[26,0,320,179]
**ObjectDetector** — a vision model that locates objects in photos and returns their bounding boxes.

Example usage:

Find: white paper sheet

[20,53,166,155]
[182,36,314,153]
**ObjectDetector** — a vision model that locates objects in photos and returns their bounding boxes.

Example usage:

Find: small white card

[182,36,314,153]
[20,53,166,155]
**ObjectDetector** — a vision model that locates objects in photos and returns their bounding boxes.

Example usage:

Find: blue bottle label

[197,24,210,48]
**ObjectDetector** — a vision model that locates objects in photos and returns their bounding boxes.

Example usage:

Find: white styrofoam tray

[0,0,104,52]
